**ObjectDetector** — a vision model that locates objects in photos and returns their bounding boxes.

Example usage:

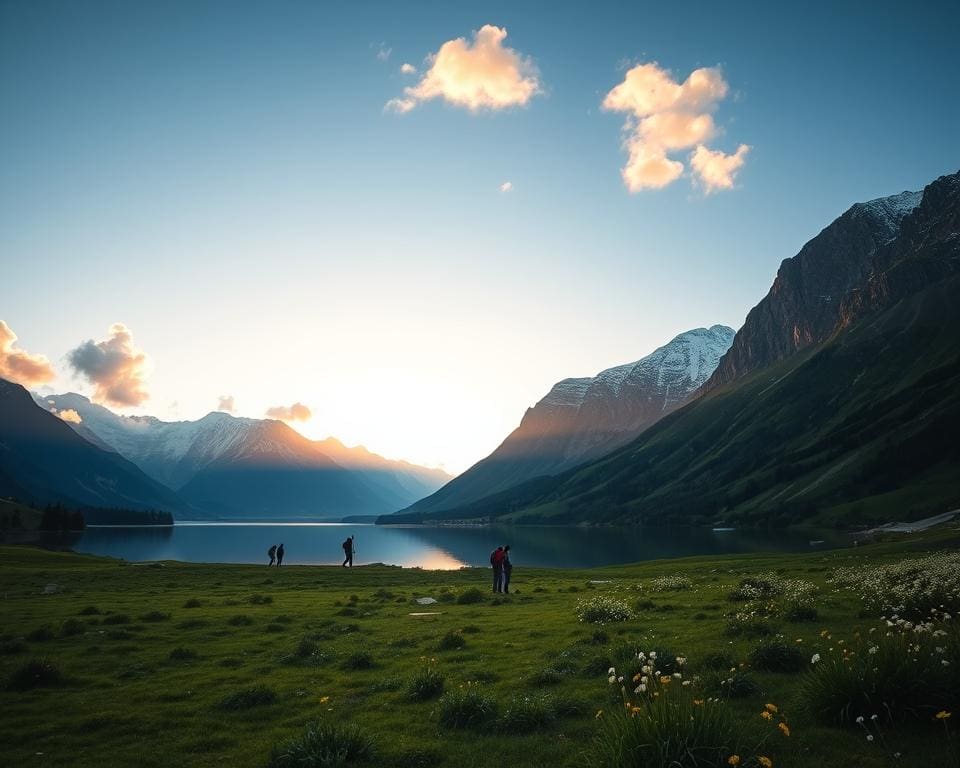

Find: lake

[53,522,853,569]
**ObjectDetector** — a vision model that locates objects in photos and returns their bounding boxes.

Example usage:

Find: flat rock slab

[409,612,443,617]
[415,597,438,604]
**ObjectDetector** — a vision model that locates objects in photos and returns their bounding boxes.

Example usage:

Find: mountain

[385,171,960,528]
[396,325,734,517]
[0,378,186,521]
[37,394,450,519]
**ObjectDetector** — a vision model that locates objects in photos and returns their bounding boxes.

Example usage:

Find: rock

[42,584,59,594]
[415,597,437,605]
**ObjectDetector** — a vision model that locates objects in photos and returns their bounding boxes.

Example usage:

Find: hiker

[490,546,505,592]
[267,544,277,566]
[502,545,513,594]
[342,536,354,568]
[276,543,285,567]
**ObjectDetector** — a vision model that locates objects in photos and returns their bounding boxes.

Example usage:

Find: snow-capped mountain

[397,325,735,517]
[707,188,924,388]
[36,394,450,519]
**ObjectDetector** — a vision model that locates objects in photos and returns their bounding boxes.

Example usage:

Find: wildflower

[633,673,643,683]
[765,703,778,713]
[761,711,773,721]
[866,735,874,742]
[727,756,741,766]
[630,705,642,716]
[693,699,704,706]
[608,667,616,675]
[936,711,952,720]
[811,653,821,664]
[595,709,603,719]
[778,722,791,736]
[319,696,330,704]
[660,676,672,685]
[856,716,864,724]
[608,675,616,684]
[758,758,773,768]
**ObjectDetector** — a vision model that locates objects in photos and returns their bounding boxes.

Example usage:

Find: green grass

[1,527,959,767]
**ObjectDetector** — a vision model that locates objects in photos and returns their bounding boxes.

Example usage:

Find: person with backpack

[276,543,285,566]
[490,545,505,592]
[267,544,277,566]
[342,535,354,568]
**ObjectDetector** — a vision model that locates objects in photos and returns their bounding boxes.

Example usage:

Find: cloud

[400,62,417,75]
[0,320,56,387]
[690,144,750,192]
[217,395,236,413]
[266,402,312,422]
[376,43,392,62]
[499,181,513,193]
[385,24,540,113]
[67,323,149,407]
[602,62,748,192]
[56,408,82,424]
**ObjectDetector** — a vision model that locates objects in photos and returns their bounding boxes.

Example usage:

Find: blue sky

[2,0,958,472]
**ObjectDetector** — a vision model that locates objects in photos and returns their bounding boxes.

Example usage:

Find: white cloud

[217,395,236,413]
[400,62,417,75]
[67,323,149,407]
[266,402,312,422]
[690,144,750,192]
[499,181,513,193]
[602,62,748,193]
[376,43,392,62]
[0,320,56,387]
[385,25,540,113]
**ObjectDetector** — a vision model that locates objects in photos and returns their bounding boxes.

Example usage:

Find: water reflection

[67,523,850,569]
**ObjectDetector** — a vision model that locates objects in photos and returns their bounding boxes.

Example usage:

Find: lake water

[56,522,852,569]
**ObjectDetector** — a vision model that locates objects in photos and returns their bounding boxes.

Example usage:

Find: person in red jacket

[490,546,505,593]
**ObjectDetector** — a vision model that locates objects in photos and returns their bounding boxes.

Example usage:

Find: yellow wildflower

[630,706,642,716]
[778,722,791,736]
[759,757,773,768]
[765,703,778,713]
[319,696,330,704]
[693,699,704,706]
[727,756,741,766]
[660,675,672,684]
[595,709,603,719]
[936,711,952,720]
[633,673,643,683]
[760,711,773,721]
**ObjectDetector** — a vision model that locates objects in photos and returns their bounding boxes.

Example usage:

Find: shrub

[269,720,375,767]
[799,616,960,726]
[646,575,694,592]
[177,619,209,630]
[437,630,466,651]
[217,685,278,710]
[183,598,203,608]
[832,551,960,618]
[140,611,170,623]
[102,614,131,626]
[785,604,819,623]
[710,670,760,699]
[248,594,273,605]
[78,606,101,616]
[342,651,375,670]
[266,623,287,633]
[296,637,319,658]
[527,667,564,686]
[576,596,633,624]
[749,641,806,673]
[7,658,64,691]
[0,640,27,655]
[60,618,85,637]
[228,615,254,626]
[456,588,485,605]
[723,612,776,638]
[701,651,737,671]
[169,647,197,661]
[408,666,445,701]
[381,746,442,768]
[496,693,558,733]
[26,625,55,642]
[728,573,787,601]
[437,688,498,729]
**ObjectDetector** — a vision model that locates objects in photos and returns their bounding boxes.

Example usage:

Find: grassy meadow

[1,528,959,768]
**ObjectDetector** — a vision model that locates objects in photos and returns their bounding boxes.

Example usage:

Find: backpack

[343,539,351,551]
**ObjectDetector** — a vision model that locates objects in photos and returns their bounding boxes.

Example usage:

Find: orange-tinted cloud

[602,62,748,192]
[0,320,56,387]
[56,408,82,424]
[386,25,540,113]
[690,144,751,193]
[266,402,312,422]
[217,395,236,413]
[67,323,149,407]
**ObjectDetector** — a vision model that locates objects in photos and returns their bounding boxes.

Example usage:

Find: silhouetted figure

[276,543,285,566]
[502,545,513,594]
[267,544,277,566]
[490,546,505,592]
[342,536,354,567]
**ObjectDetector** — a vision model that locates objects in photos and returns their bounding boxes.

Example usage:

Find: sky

[2,0,958,474]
